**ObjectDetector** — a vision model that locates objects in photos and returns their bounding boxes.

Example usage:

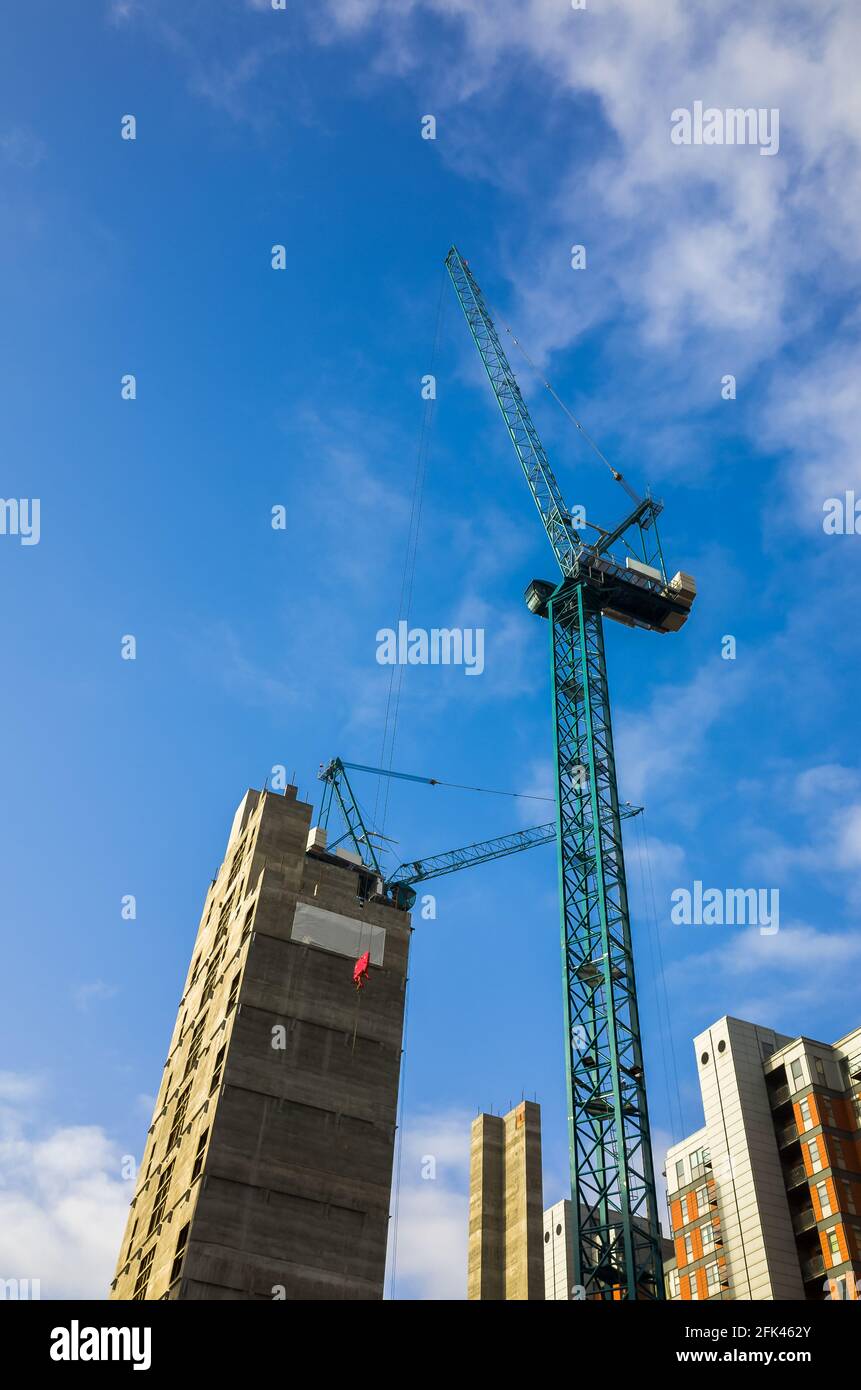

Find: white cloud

[387,1108,471,1299]
[0,1078,129,1299]
[311,0,861,524]
[73,981,118,1012]
[320,0,861,357]
[0,1073,43,1105]
[665,920,861,1021]
[744,762,861,896]
[0,128,47,170]
[615,659,748,803]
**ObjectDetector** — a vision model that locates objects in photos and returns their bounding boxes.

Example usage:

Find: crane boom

[445,247,582,575]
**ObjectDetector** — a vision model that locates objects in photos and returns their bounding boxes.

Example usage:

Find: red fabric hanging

[353,950,371,989]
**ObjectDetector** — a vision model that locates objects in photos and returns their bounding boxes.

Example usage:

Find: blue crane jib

[445,247,696,637]
[316,757,596,910]
[446,245,698,1302]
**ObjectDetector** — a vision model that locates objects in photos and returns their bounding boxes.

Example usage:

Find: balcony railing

[769,1083,791,1109]
[801,1254,824,1282]
[776,1121,799,1148]
[783,1163,807,1189]
[791,1207,818,1236]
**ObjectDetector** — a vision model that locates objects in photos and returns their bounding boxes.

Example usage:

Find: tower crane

[445,247,696,1301]
[319,757,643,911]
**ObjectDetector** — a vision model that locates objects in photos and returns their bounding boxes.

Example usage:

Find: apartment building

[664,1015,861,1301]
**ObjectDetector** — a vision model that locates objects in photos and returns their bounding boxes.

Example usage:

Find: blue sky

[2,0,860,1299]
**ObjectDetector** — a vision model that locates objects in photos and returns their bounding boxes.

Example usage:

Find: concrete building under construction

[467,1101,545,1300]
[109,785,411,1301]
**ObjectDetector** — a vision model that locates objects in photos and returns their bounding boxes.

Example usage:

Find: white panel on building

[291,902,386,966]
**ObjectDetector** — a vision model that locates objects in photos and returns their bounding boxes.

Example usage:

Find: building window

[125,1217,138,1264]
[169,1223,190,1286]
[814,1057,827,1085]
[132,1246,155,1301]
[166,1085,190,1155]
[701,1221,715,1253]
[675,1159,685,1186]
[201,945,226,1006]
[209,1045,226,1095]
[816,1181,832,1218]
[791,1059,805,1088]
[844,1183,857,1215]
[684,1233,694,1262]
[241,905,254,943]
[226,974,240,1016]
[705,1262,721,1296]
[826,1228,841,1261]
[183,1014,208,1079]
[147,1160,174,1236]
[695,1184,709,1213]
[668,1267,680,1298]
[798,1097,812,1130]
[191,1127,209,1182]
[822,1097,836,1126]
[690,1146,710,1180]
[807,1140,824,1174]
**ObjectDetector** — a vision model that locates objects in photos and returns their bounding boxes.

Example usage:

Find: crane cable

[387,971,411,1300]
[382,270,446,1298]
[374,269,446,842]
[408,775,554,803]
[490,301,642,507]
[634,811,686,1145]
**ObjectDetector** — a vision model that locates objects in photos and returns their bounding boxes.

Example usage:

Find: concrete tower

[109,785,411,1301]
[467,1101,544,1300]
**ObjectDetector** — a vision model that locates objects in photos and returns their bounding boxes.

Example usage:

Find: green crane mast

[445,247,696,1301]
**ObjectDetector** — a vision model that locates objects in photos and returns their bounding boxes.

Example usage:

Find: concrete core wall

[467,1101,544,1300]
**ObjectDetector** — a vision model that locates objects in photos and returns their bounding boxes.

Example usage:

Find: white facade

[666,1017,802,1300]
[543,1199,574,1300]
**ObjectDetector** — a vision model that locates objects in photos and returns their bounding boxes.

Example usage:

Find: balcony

[783,1162,807,1189]
[769,1083,791,1109]
[801,1254,825,1283]
[791,1207,818,1237]
[776,1121,799,1149]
